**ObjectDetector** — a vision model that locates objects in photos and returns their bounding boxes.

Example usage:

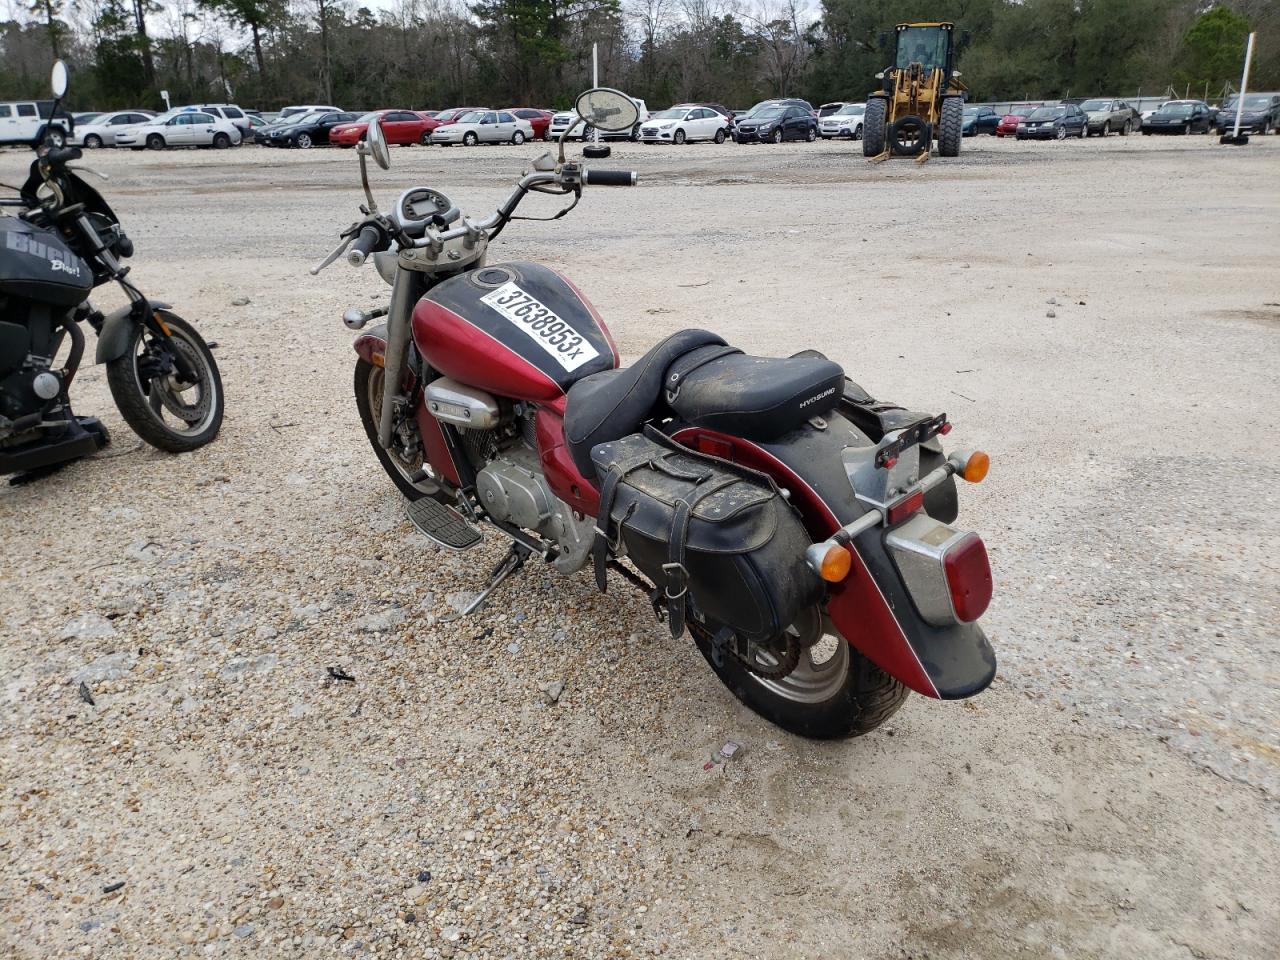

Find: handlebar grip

[346,225,384,266]
[44,146,83,166]
[583,169,638,187]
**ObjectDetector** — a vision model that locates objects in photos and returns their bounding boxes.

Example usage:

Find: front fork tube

[377,269,420,449]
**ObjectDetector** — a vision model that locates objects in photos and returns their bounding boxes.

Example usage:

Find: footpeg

[406,497,482,551]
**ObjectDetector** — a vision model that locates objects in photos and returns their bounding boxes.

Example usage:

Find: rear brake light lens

[944,533,992,622]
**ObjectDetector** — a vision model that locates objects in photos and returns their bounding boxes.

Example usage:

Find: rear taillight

[943,533,992,622]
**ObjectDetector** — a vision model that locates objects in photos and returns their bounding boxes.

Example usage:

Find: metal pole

[592,43,599,146]
[1232,32,1256,138]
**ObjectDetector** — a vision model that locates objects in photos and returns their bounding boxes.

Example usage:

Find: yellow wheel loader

[863,22,966,161]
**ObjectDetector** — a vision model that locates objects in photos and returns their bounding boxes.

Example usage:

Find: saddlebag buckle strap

[665,498,694,638]
[592,466,625,593]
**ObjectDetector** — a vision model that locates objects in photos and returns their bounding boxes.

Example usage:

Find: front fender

[353,321,388,367]
[674,420,997,700]
[95,300,173,363]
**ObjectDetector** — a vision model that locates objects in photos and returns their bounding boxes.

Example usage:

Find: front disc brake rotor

[150,336,209,423]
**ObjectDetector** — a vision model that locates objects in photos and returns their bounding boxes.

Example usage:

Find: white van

[0,99,74,147]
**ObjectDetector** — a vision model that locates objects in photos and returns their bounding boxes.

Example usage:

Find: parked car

[431,110,534,146]
[817,101,851,118]
[1214,93,1280,135]
[332,110,435,147]
[818,102,866,139]
[1142,100,1214,135]
[243,114,269,138]
[687,101,733,119]
[1015,103,1087,140]
[733,99,815,141]
[73,112,103,124]
[962,105,1000,136]
[1078,98,1140,136]
[416,110,439,120]
[431,107,488,128]
[177,103,252,137]
[69,110,155,148]
[116,111,242,150]
[264,110,359,148]
[0,98,74,147]
[507,107,553,140]
[996,105,1040,137]
[277,104,343,122]
[735,104,817,143]
[639,105,730,144]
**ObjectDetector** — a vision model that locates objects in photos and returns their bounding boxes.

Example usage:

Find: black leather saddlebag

[590,427,820,642]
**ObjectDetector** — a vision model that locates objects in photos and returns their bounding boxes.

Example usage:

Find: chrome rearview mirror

[365,117,391,170]
[50,60,68,98]
[574,88,639,132]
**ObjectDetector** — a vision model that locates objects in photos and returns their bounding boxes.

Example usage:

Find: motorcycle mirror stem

[354,141,379,214]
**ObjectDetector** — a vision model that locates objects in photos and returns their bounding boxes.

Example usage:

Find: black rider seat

[564,329,844,478]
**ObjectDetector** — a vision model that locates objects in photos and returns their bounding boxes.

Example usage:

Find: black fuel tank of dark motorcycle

[415,261,619,402]
[0,217,92,307]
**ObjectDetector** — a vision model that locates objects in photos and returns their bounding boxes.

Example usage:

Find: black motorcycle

[0,61,223,481]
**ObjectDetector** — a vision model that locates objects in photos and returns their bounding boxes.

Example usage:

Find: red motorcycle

[314,89,996,739]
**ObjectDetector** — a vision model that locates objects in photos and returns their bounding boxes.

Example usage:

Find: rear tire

[862,98,887,156]
[939,97,963,157]
[690,611,909,740]
[512,130,525,144]
[713,128,726,144]
[213,132,231,149]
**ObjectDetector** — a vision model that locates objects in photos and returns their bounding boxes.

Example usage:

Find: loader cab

[893,22,954,76]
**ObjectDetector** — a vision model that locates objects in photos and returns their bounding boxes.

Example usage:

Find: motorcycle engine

[465,409,595,573]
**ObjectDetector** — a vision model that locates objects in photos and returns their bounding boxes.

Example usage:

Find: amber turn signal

[962,451,990,484]
[818,544,852,583]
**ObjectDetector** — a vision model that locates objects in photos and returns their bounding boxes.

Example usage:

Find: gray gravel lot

[1,135,1278,959]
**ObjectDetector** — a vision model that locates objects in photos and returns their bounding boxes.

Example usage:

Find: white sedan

[639,106,729,144]
[116,112,242,150]
[70,110,155,148]
[431,110,535,146]
[818,103,866,139]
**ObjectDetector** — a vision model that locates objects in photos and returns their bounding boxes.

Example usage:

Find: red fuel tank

[412,261,619,402]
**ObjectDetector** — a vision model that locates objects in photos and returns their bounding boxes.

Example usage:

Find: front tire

[939,97,963,156]
[862,98,887,156]
[105,311,223,453]
[674,129,686,145]
[690,610,909,740]
[146,134,165,150]
[84,134,103,149]
[1055,125,1066,140]
[295,132,312,149]
[771,128,783,144]
[463,131,478,146]
[353,359,445,502]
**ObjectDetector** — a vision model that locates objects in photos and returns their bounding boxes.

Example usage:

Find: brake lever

[310,235,352,275]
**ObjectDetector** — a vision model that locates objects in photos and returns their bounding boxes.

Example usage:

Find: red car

[506,108,554,140]
[331,109,436,147]
[996,104,1041,137]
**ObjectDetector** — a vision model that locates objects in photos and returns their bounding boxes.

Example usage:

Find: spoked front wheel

[353,359,446,502]
[105,311,223,452]
[690,606,908,739]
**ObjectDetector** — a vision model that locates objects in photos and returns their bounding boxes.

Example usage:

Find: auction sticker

[480,282,600,372]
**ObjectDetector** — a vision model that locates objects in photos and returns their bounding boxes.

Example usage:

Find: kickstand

[439,542,532,622]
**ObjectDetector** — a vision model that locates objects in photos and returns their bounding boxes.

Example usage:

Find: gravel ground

[1,134,1278,959]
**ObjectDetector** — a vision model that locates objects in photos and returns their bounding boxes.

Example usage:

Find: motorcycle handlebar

[583,169,638,187]
[346,224,384,266]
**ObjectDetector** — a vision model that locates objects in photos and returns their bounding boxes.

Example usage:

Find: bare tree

[741,0,812,96]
